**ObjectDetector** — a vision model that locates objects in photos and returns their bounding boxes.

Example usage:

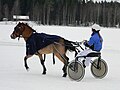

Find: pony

[10,22,76,77]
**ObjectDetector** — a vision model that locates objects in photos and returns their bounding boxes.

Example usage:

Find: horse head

[10,22,35,40]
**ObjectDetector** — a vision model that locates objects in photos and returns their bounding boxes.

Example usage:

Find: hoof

[26,68,30,71]
[63,73,67,77]
[42,71,46,75]
[25,67,30,71]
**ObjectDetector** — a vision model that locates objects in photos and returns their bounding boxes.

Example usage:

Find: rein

[53,41,84,53]
[53,41,81,49]
[17,27,25,40]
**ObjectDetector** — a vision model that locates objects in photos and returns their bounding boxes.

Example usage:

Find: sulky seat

[86,52,101,57]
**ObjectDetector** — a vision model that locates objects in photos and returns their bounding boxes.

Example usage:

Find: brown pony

[10,22,76,77]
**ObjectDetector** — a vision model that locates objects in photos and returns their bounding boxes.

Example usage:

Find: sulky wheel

[91,59,108,79]
[67,60,85,81]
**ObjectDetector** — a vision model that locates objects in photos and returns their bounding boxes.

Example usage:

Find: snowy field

[0,22,120,90]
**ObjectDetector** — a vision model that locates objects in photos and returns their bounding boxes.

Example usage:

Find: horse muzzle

[10,34,16,39]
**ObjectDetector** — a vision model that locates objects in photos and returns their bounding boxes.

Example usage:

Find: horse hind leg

[62,55,69,77]
[55,53,69,77]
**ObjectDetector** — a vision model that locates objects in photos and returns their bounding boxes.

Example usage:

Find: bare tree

[4,4,9,19]
[11,0,20,21]
[0,0,2,20]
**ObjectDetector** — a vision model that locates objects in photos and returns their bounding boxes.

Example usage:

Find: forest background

[0,0,120,27]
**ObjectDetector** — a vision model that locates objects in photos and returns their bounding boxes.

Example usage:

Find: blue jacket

[84,32,103,51]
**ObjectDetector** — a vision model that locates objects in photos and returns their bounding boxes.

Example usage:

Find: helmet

[91,24,101,31]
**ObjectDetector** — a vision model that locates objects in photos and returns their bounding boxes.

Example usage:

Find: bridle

[11,23,36,40]
[13,23,26,40]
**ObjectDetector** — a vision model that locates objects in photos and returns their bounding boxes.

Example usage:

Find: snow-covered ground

[0,22,120,90]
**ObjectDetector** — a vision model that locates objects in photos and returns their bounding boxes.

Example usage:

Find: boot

[82,60,86,68]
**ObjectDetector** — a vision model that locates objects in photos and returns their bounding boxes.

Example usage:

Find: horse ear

[18,22,21,24]
[25,23,28,25]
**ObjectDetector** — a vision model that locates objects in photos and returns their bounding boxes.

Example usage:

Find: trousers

[76,49,96,67]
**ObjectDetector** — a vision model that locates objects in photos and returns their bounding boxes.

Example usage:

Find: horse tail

[64,39,76,52]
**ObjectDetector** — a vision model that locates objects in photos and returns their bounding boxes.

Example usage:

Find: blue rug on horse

[26,33,61,55]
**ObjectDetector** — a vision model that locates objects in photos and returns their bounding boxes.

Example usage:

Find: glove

[81,40,87,44]
[74,41,82,45]
[75,40,87,45]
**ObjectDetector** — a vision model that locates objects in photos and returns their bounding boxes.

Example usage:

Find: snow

[94,0,120,3]
[0,22,120,90]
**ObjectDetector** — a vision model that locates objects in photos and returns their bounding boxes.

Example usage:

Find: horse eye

[14,26,21,32]
[18,26,21,29]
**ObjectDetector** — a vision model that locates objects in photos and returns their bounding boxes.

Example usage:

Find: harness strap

[53,44,68,65]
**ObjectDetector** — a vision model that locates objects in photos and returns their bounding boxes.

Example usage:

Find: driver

[77,24,103,68]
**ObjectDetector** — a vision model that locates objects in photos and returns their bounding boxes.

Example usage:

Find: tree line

[0,0,120,27]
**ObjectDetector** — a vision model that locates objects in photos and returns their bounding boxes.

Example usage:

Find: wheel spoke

[91,59,108,79]
[67,60,85,81]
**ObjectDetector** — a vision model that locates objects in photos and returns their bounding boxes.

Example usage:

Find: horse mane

[22,22,36,32]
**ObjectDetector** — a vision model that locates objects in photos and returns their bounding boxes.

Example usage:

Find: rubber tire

[67,60,85,81]
[91,59,108,79]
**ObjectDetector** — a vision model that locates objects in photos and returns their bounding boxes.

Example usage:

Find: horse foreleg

[40,59,46,74]
[38,54,47,75]
[43,54,46,61]
[24,55,32,71]
[24,56,29,71]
